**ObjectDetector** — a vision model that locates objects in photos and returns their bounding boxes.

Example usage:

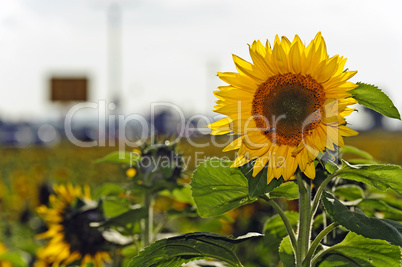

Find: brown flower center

[252,73,325,146]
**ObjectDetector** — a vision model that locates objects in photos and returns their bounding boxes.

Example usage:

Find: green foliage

[338,161,402,194]
[264,211,299,237]
[128,232,262,267]
[99,206,148,230]
[191,158,256,217]
[101,197,131,218]
[323,160,339,174]
[240,164,284,198]
[95,151,138,165]
[132,143,185,193]
[269,181,299,199]
[4,79,401,267]
[93,183,126,199]
[0,251,26,267]
[333,185,364,201]
[351,82,401,119]
[3,222,38,255]
[258,211,299,267]
[279,236,295,267]
[264,210,299,257]
[322,191,402,246]
[358,199,402,220]
[159,186,196,206]
[315,232,402,267]
[340,145,374,160]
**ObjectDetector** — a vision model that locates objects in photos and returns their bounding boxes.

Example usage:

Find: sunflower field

[0,33,402,267]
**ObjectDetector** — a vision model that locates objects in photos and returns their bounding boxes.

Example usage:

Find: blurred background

[1,0,401,166]
[0,0,402,265]
[1,0,402,125]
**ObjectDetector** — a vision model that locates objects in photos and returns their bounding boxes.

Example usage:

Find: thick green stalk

[303,222,339,265]
[310,170,339,221]
[143,190,153,247]
[261,195,298,255]
[310,241,340,266]
[296,172,312,267]
[111,245,120,267]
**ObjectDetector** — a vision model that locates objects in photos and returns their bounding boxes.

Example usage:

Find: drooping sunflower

[209,32,358,183]
[35,183,111,267]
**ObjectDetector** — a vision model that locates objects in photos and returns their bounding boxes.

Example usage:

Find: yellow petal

[251,40,267,56]
[208,117,232,135]
[272,38,289,74]
[339,125,358,137]
[284,149,297,180]
[304,161,316,179]
[289,43,302,74]
[223,137,243,152]
[217,72,257,92]
[243,131,270,149]
[248,46,275,77]
[214,88,253,101]
[231,155,251,167]
[232,54,266,82]
[312,55,339,83]
[280,36,291,54]
[252,155,269,177]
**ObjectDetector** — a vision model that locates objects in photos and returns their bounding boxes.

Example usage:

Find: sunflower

[209,32,358,183]
[35,183,111,267]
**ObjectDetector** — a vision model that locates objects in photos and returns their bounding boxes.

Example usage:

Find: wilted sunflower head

[35,183,111,267]
[135,140,184,189]
[209,32,358,183]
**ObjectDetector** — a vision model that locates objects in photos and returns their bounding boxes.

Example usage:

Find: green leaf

[317,254,359,267]
[191,158,256,217]
[269,181,299,200]
[340,145,374,160]
[279,236,295,267]
[346,158,378,165]
[158,186,196,206]
[312,213,325,230]
[324,161,339,174]
[350,82,401,119]
[262,211,298,263]
[240,163,284,198]
[101,197,130,218]
[93,183,126,199]
[364,187,402,209]
[322,191,402,246]
[165,207,198,219]
[95,151,140,165]
[99,206,147,229]
[338,162,402,194]
[264,211,298,244]
[315,232,402,267]
[128,232,262,267]
[0,251,26,267]
[358,199,402,220]
[333,185,364,201]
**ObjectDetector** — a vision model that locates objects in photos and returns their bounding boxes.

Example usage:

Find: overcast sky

[1,0,402,129]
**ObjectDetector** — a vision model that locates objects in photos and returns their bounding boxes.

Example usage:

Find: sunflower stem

[310,170,339,221]
[261,195,298,255]
[111,245,121,267]
[296,172,312,267]
[303,222,339,265]
[143,190,153,247]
